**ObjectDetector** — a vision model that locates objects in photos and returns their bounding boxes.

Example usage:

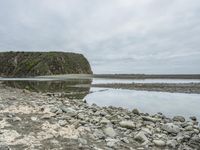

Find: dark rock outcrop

[0,51,92,77]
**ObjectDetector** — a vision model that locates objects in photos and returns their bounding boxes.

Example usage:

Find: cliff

[0,52,92,77]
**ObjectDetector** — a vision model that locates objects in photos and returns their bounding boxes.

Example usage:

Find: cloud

[0,0,200,73]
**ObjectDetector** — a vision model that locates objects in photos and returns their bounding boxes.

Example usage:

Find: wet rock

[119,121,135,129]
[103,127,117,138]
[132,109,140,115]
[173,116,185,122]
[162,123,180,134]
[153,139,166,147]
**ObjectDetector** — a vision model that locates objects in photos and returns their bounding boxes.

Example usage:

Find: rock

[184,125,193,131]
[188,134,200,149]
[93,129,105,139]
[12,117,21,122]
[106,138,119,148]
[173,116,185,122]
[41,114,55,119]
[100,117,111,124]
[78,138,87,145]
[166,140,178,148]
[121,137,129,143]
[103,127,117,138]
[119,121,135,129]
[58,120,67,126]
[141,116,159,123]
[50,107,58,113]
[134,131,148,144]
[162,123,180,134]
[190,116,197,121]
[132,109,140,115]
[31,117,38,121]
[60,107,77,117]
[153,139,166,147]
[0,143,10,150]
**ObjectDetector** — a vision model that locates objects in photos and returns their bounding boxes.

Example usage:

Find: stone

[58,120,67,126]
[78,138,87,145]
[93,129,105,139]
[166,140,178,148]
[190,116,197,121]
[173,116,185,122]
[153,139,166,147]
[50,107,58,113]
[119,121,135,129]
[106,138,118,148]
[162,123,180,134]
[188,134,200,149]
[121,137,129,143]
[142,116,160,123]
[134,131,148,144]
[0,143,10,150]
[103,127,117,138]
[60,107,77,117]
[12,117,21,122]
[100,117,111,124]
[31,117,37,121]
[132,108,140,115]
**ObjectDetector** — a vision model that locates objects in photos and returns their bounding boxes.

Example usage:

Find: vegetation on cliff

[0,52,92,77]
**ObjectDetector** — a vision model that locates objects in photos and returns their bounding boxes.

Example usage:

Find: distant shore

[92,82,200,94]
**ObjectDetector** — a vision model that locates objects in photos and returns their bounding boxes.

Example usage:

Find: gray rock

[162,123,180,134]
[166,140,178,148]
[50,107,58,113]
[119,121,135,129]
[12,116,21,122]
[93,129,105,139]
[58,120,67,126]
[0,143,10,150]
[134,131,149,144]
[78,138,87,145]
[106,138,119,148]
[188,134,200,149]
[132,108,140,115]
[173,116,185,122]
[190,116,197,121]
[153,139,166,147]
[121,137,129,143]
[142,116,160,123]
[103,127,117,138]
[60,107,77,117]
[100,117,111,124]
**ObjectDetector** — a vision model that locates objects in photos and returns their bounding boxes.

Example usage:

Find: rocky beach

[0,82,199,150]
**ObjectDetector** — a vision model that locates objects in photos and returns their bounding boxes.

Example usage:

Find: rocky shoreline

[0,83,200,150]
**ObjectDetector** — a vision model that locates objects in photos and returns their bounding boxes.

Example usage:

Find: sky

[0,0,200,74]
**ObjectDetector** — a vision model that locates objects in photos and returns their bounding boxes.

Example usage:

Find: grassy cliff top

[0,51,92,77]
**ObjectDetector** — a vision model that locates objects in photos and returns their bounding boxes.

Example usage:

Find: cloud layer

[0,0,200,73]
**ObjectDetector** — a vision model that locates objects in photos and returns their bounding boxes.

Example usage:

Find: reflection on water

[86,88,200,120]
[2,79,92,99]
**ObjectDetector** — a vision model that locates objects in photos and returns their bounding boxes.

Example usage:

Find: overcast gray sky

[0,0,200,74]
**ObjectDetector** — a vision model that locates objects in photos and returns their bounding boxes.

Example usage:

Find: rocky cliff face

[0,52,92,77]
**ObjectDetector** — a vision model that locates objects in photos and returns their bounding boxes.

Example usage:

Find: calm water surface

[1,77,200,120]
